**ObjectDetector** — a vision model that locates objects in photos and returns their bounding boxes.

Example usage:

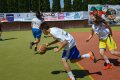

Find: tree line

[0,0,119,13]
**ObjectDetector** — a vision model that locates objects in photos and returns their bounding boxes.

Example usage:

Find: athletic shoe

[89,51,97,63]
[0,37,3,41]
[0,38,3,41]
[30,42,34,49]
[68,77,75,80]
[34,47,37,51]
[104,63,113,70]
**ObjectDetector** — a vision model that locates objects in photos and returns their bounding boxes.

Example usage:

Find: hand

[54,48,59,53]
[45,43,49,46]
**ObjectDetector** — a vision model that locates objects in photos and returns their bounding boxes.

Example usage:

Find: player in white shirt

[30,11,44,51]
[86,14,120,70]
[40,22,97,80]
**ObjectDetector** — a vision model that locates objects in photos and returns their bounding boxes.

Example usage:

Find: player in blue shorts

[30,11,44,51]
[40,22,97,80]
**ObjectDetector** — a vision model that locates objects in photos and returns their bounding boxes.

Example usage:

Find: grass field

[0,26,120,80]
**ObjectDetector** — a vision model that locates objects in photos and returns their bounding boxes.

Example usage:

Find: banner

[88,5,120,25]
[43,11,88,21]
[0,11,89,22]
[6,13,14,22]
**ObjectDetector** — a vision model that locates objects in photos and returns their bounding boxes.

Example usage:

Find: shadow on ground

[51,69,102,79]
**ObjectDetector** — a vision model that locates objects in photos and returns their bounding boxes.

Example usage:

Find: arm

[86,29,94,42]
[54,40,67,52]
[46,39,59,46]
[102,21,112,36]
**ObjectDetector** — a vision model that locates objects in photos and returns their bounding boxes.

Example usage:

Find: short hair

[40,22,49,30]
[106,8,116,15]
[36,11,43,19]
[93,14,105,23]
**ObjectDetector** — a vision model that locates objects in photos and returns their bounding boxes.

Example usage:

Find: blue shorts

[62,46,81,60]
[32,28,42,38]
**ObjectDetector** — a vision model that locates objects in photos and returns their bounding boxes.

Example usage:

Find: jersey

[92,23,110,40]
[50,27,76,50]
[31,17,42,29]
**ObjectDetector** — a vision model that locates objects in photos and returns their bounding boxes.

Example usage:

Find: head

[90,14,105,24]
[36,11,43,19]
[40,22,50,35]
[105,8,116,20]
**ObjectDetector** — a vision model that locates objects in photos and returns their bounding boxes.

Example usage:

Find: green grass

[0,31,90,80]
[0,26,120,80]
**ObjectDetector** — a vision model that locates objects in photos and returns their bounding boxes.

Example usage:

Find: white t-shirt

[50,27,76,50]
[31,17,42,29]
[92,23,110,40]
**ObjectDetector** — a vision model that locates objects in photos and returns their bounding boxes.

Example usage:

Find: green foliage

[41,0,50,12]
[0,0,120,12]
[18,0,30,12]
[0,0,8,13]
[73,0,82,11]
[31,0,39,12]
[7,0,18,13]
[52,0,61,12]
[64,0,72,12]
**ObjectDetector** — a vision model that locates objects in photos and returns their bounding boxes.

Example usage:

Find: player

[30,11,44,51]
[86,14,120,70]
[40,22,97,80]
[0,19,3,40]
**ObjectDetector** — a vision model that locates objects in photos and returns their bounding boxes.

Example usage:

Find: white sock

[105,59,110,64]
[81,53,90,58]
[68,71,75,80]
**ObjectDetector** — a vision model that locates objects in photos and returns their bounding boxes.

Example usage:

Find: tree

[31,0,39,12]
[41,0,50,12]
[7,0,18,12]
[73,0,82,11]
[0,0,8,13]
[64,0,72,12]
[52,0,61,12]
[18,0,29,12]
[82,0,92,11]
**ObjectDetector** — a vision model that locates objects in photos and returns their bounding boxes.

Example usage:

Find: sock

[68,71,75,80]
[31,42,35,45]
[105,59,110,64]
[81,53,90,58]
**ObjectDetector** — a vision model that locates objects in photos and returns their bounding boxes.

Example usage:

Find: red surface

[71,31,120,80]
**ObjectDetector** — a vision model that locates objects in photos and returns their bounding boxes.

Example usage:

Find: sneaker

[30,42,34,49]
[34,47,37,51]
[0,37,3,41]
[0,38,3,41]
[89,51,97,63]
[68,78,75,80]
[104,63,113,70]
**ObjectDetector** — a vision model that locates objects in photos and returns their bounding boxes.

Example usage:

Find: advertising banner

[88,5,120,25]
[0,11,89,22]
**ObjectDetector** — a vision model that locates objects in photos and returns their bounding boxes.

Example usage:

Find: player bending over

[40,22,97,80]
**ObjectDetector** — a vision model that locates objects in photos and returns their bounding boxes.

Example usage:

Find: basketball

[38,44,47,54]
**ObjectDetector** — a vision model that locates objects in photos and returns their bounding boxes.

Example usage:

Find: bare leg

[62,59,75,80]
[99,49,112,70]
[34,38,40,51]
[100,49,110,64]
[110,49,120,56]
